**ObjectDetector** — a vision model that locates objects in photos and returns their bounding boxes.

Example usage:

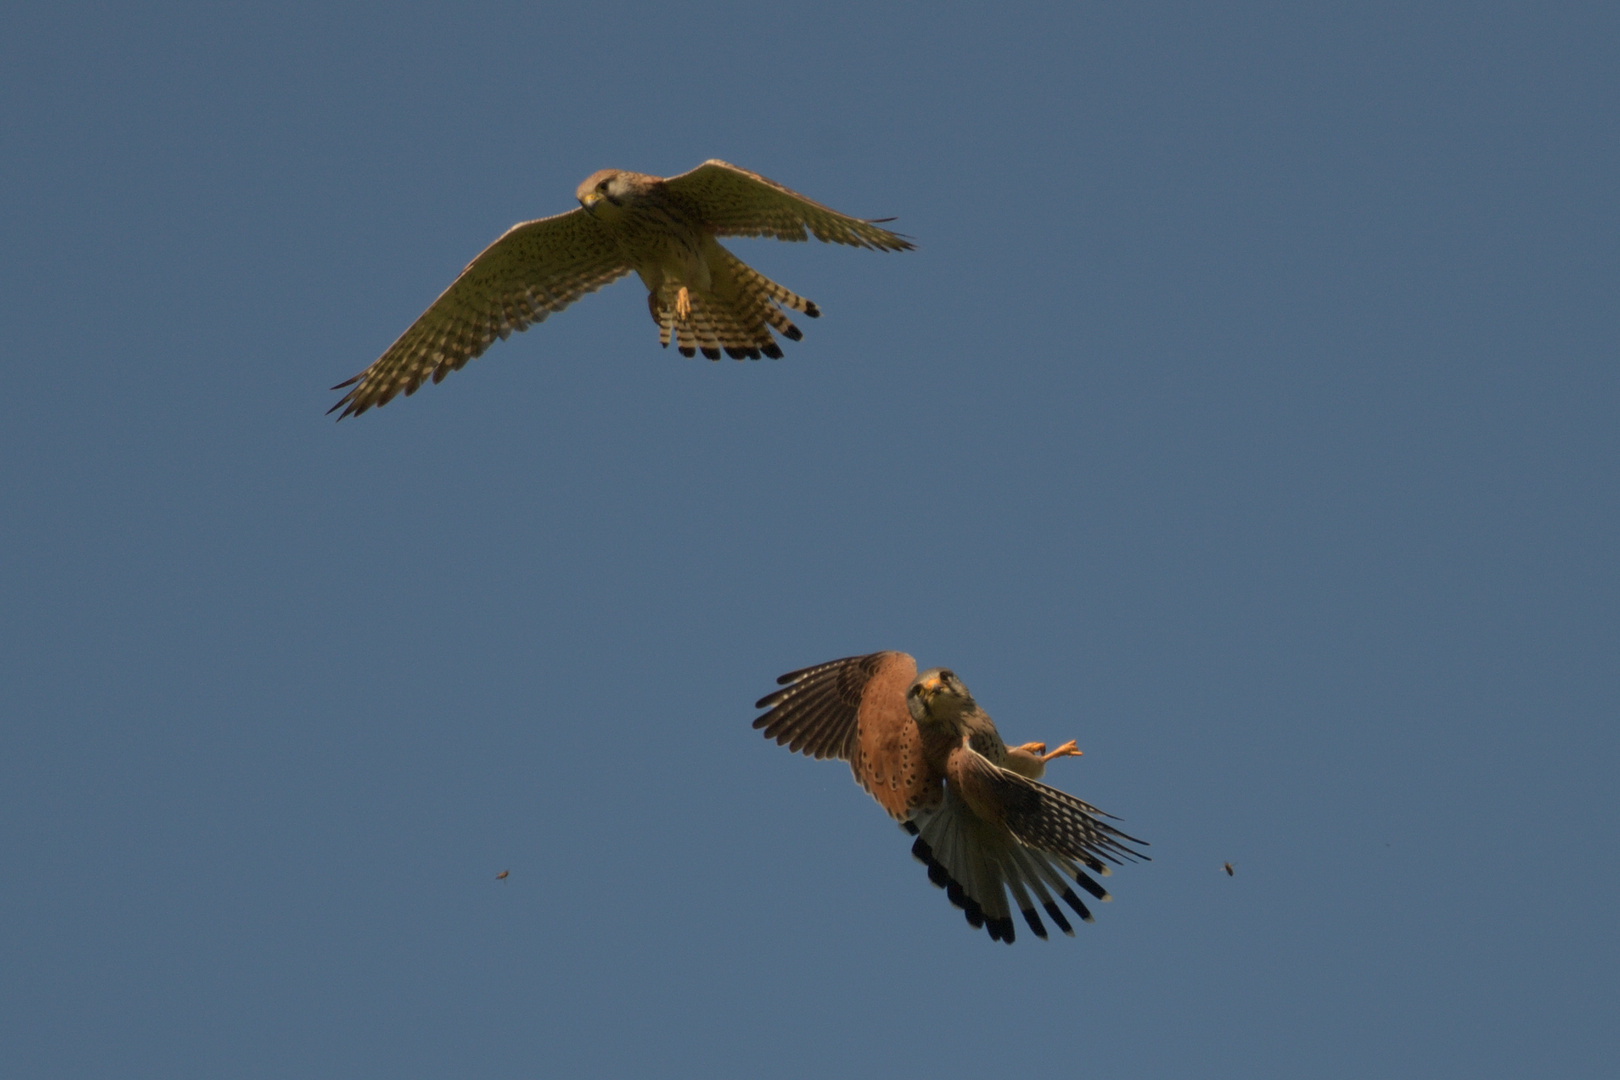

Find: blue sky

[2,2,1616,1077]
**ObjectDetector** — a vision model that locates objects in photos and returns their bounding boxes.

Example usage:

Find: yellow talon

[676,285,691,319]
[1041,740,1082,763]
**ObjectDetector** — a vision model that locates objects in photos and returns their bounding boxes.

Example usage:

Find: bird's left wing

[329,209,631,418]
[663,160,915,251]
[905,742,1149,943]
[948,741,1149,870]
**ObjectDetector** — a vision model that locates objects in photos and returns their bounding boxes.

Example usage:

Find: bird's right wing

[329,209,631,418]
[752,651,916,762]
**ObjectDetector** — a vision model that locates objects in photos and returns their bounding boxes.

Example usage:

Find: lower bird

[753,652,1148,944]
[329,160,913,418]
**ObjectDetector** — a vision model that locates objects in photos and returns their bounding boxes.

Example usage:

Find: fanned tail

[713,247,820,320]
[908,769,1148,945]
[650,243,820,360]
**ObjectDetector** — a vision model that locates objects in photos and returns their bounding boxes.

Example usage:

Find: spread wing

[663,160,915,252]
[906,741,1149,944]
[752,651,916,761]
[329,209,632,418]
[949,742,1148,870]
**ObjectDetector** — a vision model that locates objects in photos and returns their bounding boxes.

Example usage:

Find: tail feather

[689,293,765,359]
[687,300,724,360]
[649,291,673,349]
[965,827,1014,944]
[717,247,819,317]
[1007,846,1071,936]
[647,245,816,359]
[911,778,1137,943]
[910,793,1018,944]
[1018,847,1089,925]
[719,259,805,343]
[1070,862,1112,902]
[1000,862,1048,940]
[1058,884,1094,924]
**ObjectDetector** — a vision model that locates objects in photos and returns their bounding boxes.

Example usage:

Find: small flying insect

[1223,862,1235,877]
[496,870,509,880]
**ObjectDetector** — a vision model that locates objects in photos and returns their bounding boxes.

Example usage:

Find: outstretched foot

[1040,739,1082,763]
[676,285,692,319]
[1009,740,1082,762]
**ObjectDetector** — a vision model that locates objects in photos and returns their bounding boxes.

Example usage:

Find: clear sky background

[3,2,1616,1077]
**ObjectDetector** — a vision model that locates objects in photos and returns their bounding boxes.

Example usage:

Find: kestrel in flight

[329,160,913,418]
[753,652,1148,944]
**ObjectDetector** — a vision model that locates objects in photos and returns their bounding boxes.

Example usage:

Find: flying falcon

[752,652,1148,944]
[329,160,913,418]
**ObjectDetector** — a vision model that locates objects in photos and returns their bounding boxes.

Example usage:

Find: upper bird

[753,652,1149,944]
[328,160,914,418]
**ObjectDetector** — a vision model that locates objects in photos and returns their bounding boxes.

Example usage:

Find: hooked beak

[578,191,601,213]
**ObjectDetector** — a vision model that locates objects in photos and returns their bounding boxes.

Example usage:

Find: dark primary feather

[664,161,915,252]
[969,750,1149,867]
[751,652,906,761]
[329,210,630,418]
[909,743,1148,944]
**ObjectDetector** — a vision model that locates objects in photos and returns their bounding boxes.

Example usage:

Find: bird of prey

[752,652,1148,944]
[329,160,913,418]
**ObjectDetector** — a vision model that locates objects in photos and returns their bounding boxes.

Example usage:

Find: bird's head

[906,668,975,725]
[576,169,650,220]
